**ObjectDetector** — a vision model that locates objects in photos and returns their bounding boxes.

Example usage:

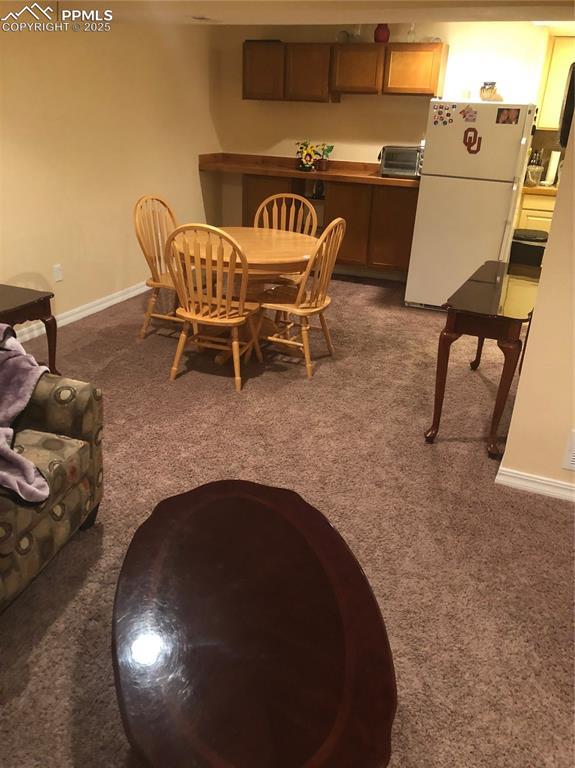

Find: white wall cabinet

[537,37,575,130]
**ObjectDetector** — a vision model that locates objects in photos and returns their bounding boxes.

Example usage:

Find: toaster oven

[378,145,423,178]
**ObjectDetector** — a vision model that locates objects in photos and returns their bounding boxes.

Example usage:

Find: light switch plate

[52,264,63,282]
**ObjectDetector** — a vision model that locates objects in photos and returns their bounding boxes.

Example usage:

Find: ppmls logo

[1,2,113,32]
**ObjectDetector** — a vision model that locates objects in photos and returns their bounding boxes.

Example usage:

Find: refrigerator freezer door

[422,101,534,182]
[404,175,515,307]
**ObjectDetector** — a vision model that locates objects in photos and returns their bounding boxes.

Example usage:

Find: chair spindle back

[254,194,318,237]
[295,218,346,308]
[134,195,177,283]
[165,224,249,320]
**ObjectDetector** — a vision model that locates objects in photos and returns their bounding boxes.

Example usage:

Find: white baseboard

[495,467,575,503]
[15,281,149,344]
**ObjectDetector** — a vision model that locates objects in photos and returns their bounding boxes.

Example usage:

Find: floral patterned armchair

[0,374,103,612]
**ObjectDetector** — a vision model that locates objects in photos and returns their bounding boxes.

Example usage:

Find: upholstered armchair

[0,374,103,612]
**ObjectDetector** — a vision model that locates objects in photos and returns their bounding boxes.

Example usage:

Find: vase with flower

[316,143,334,171]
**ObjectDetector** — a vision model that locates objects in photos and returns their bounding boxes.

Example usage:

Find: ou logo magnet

[463,127,482,154]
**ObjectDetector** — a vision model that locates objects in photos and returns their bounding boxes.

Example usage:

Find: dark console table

[113,480,397,768]
[0,284,59,374]
[425,261,540,458]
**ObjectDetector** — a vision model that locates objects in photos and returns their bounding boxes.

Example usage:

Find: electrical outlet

[562,429,575,472]
[52,264,63,282]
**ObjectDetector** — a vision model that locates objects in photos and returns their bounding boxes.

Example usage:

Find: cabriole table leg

[487,338,522,459]
[425,326,461,444]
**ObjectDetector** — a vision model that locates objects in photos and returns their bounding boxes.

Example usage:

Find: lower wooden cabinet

[324,183,372,265]
[368,186,419,270]
[517,208,554,233]
[242,175,296,226]
[516,191,556,235]
[240,175,419,272]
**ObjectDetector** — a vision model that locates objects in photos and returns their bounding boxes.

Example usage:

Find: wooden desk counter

[199,152,420,189]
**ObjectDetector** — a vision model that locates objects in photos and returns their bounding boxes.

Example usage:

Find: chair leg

[301,317,314,379]
[248,316,264,363]
[192,321,202,351]
[232,327,242,392]
[140,288,159,339]
[170,322,189,380]
[319,313,334,356]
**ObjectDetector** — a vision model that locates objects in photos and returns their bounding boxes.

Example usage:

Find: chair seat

[176,299,261,326]
[252,285,331,316]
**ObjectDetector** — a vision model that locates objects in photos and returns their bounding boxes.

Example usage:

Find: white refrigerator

[404,100,537,308]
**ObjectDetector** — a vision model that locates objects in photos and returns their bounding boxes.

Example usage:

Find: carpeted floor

[0,278,572,768]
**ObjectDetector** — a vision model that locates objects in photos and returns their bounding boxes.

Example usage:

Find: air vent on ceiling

[562,429,575,471]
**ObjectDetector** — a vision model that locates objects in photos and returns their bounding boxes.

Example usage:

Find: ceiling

[78,1,575,25]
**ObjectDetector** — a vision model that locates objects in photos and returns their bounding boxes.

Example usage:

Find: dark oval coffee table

[112,480,396,767]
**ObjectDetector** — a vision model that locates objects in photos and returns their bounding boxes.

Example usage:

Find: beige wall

[209,22,549,163]
[0,23,221,315]
[499,125,574,488]
[0,20,553,315]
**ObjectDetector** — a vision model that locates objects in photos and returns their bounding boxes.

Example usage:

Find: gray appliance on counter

[378,145,423,178]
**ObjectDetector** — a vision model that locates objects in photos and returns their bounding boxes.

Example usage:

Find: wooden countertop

[198,153,420,188]
[522,184,558,196]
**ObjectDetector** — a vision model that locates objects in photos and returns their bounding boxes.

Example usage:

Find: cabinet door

[518,208,553,233]
[538,37,575,129]
[331,44,386,94]
[242,175,296,226]
[368,187,419,271]
[383,43,447,96]
[324,183,372,265]
[243,42,285,100]
[285,44,331,102]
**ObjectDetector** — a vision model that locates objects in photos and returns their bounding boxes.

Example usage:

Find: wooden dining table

[197,226,318,363]
[220,226,318,274]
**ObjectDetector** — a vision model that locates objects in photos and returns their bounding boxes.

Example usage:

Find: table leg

[487,339,522,459]
[425,328,461,444]
[470,337,484,370]
[41,314,60,374]
[518,314,532,377]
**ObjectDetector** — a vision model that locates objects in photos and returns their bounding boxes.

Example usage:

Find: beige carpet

[0,278,572,768]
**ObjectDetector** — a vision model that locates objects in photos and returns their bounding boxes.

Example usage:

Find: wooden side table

[0,284,59,374]
[424,261,539,458]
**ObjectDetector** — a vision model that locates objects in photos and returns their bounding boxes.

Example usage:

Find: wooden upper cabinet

[331,43,386,94]
[285,44,332,102]
[243,41,285,100]
[538,37,575,130]
[383,43,448,96]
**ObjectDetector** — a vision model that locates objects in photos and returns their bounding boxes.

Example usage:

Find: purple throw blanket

[0,324,49,502]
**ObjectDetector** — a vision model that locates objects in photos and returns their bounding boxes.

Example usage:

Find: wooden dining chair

[254,217,346,379]
[165,224,263,392]
[254,193,318,237]
[134,195,180,339]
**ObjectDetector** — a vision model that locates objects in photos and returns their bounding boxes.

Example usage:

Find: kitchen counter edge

[198,153,420,188]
